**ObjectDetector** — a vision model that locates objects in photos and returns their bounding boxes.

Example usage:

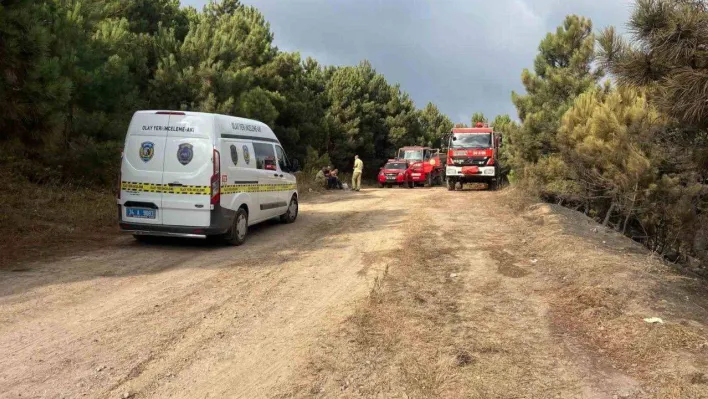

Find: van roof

[133,110,279,144]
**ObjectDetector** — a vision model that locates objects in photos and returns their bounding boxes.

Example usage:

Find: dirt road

[1,188,706,398]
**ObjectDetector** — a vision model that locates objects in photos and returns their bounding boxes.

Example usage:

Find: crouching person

[315,167,328,188]
[328,169,343,189]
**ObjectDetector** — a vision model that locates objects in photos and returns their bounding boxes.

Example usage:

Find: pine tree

[471,112,487,125]
[0,0,70,148]
[598,0,708,130]
[511,15,602,164]
[558,87,661,226]
[419,103,453,149]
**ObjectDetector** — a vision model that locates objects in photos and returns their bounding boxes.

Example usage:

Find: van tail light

[117,149,124,200]
[211,149,221,205]
[486,157,495,166]
[447,151,454,165]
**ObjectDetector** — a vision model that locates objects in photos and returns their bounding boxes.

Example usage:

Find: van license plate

[126,208,156,219]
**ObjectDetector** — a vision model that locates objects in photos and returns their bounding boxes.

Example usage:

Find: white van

[117,111,299,245]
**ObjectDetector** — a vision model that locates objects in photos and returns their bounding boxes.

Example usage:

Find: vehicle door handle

[278,174,283,178]
[168,183,183,187]
[273,173,279,177]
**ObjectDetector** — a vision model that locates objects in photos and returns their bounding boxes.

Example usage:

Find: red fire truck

[445,122,503,190]
[396,146,444,187]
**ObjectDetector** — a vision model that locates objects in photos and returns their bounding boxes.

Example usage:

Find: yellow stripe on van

[121,181,210,195]
[121,182,295,195]
[164,185,211,195]
[221,183,296,194]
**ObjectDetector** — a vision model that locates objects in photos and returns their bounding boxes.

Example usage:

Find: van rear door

[120,112,169,225]
[161,113,214,227]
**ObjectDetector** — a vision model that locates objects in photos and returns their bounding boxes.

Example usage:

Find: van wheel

[280,195,298,224]
[225,208,248,246]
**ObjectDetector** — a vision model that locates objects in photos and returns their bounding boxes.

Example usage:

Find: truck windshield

[399,150,423,160]
[385,163,407,170]
[451,133,491,149]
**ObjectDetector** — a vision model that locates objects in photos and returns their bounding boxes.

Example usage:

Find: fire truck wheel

[426,174,433,187]
[408,180,414,189]
[446,178,455,191]
[488,179,498,191]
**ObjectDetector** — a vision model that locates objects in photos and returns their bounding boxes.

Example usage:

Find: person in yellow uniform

[352,155,363,191]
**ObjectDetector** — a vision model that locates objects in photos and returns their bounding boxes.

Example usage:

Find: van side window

[253,142,276,171]
[275,145,291,173]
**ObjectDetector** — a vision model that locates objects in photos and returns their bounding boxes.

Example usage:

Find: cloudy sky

[180,0,633,124]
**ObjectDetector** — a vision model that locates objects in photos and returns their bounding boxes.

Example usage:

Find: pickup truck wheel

[378,182,384,188]
[225,208,248,246]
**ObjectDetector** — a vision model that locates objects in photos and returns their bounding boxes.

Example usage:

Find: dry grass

[497,195,708,397]
[0,169,119,269]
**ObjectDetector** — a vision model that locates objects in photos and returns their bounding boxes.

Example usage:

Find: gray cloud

[181,0,633,124]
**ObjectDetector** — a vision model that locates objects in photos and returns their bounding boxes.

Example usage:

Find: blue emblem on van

[230,145,238,166]
[139,142,154,162]
[177,143,193,166]
[243,145,250,165]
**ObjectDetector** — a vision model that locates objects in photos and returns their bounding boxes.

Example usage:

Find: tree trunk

[622,183,638,235]
[64,102,74,150]
[603,202,616,227]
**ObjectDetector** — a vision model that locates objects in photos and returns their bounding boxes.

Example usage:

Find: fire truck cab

[396,146,444,187]
[445,122,502,190]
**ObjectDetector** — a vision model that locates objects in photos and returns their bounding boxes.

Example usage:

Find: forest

[498,0,708,272]
[0,0,706,272]
[0,0,453,184]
